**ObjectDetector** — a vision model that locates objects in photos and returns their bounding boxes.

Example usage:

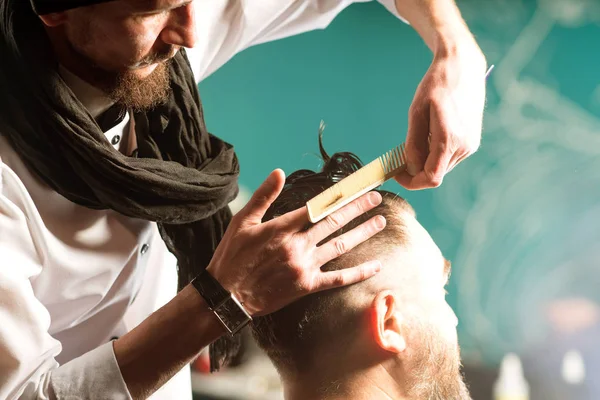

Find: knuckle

[282,238,309,269]
[230,212,244,227]
[430,93,445,110]
[408,104,426,124]
[265,224,282,240]
[358,267,367,282]
[436,130,452,146]
[253,194,269,206]
[425,157,444,176]
[331,274,347,287]
[334,238,347,256]
[289,265,304,281]
[354,197,366,214]
[423,163,445,187]
[325,213,343,231]
[295,274,312,292]
[408,104,419,119]
[426,172,444,187]
[281,241,298,262]
[409,96,427,115]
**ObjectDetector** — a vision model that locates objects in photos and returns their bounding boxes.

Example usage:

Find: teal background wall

[198,0,600,366]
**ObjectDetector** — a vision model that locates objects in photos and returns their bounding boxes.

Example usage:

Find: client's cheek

[430,305,459,343]
[436,323,457,347]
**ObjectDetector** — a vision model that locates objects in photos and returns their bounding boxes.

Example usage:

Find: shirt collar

[58,65,115,119]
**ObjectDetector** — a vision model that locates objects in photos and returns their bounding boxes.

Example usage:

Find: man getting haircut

[252,136,471,400]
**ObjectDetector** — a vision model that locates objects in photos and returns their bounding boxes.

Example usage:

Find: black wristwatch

[191,270,252,336]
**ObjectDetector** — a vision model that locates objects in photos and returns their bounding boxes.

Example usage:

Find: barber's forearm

[113,284,225,399]
[394,0,483,58]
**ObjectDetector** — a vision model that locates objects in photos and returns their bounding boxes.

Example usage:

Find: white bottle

[493,353,530,400]
[561,349,585,385]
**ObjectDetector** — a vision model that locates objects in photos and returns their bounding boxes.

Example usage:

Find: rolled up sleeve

[49,342,131,400]
[189,0,407,81]
[377,0,408,21]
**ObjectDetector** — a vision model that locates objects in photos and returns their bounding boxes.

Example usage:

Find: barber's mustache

[136,46,180,67]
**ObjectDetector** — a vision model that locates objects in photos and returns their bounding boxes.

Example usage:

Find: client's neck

[282,364,407,400]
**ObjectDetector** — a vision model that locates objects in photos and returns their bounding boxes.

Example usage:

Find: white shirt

[0,1,405,399]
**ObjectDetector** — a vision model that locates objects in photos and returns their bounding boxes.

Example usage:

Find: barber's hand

[395,45,487,190]
[207,169,385,317]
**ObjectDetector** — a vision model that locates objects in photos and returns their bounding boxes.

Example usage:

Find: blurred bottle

[494,353,530,400]
[561,349,585,386]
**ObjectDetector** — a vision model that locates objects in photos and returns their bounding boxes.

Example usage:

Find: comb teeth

[306,142,408,223]
[380,143,407,175]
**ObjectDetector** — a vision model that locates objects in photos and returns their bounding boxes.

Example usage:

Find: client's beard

[406,320,471,400]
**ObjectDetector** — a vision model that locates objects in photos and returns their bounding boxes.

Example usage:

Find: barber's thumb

[242,169,286,224]
[405,108,430,177]
[405,141,426,177]
[406,162,420,177]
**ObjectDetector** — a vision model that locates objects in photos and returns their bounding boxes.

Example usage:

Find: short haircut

[252,134,415,376]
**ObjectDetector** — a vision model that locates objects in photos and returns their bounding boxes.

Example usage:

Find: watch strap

[191,270,252,336]
[191,269,229,309]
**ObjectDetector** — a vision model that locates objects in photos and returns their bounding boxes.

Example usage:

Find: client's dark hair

[252,132,414,375]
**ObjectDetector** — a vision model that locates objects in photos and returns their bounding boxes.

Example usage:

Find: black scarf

[0,0,239,370]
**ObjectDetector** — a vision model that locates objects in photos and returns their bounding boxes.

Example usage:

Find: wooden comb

[306,140,407,223]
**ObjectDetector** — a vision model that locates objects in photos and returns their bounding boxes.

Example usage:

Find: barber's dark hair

[251,130,414,375]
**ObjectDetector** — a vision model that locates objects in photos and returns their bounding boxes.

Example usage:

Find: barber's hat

[30,0,116,15]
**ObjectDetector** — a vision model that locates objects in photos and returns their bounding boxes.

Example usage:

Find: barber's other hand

[395,44,487,190]
[206,169,385,317]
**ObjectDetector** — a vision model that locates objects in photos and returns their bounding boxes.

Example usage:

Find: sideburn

[405,321,471,400]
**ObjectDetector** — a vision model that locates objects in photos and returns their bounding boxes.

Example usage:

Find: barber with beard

[0,0,487,399]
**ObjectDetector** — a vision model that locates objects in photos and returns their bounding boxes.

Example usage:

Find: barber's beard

[104,61,172,111]
[65,36,173,111]
[406,321,471,400]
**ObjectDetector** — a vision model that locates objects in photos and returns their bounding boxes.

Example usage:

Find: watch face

[214,296,252,336]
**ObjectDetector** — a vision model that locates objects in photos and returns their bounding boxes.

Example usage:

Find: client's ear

[370,291,406,353]
[39,13,67,27]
